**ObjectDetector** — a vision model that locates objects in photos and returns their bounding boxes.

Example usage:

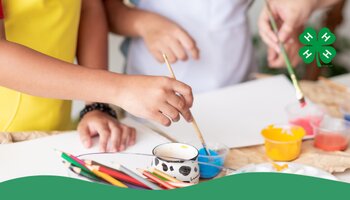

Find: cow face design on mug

[152,143,200,183]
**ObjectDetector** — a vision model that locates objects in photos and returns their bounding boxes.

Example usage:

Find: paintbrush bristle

[299,97,307,108]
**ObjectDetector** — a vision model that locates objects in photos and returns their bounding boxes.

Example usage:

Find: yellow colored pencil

[149,167,182,183]
[87,165,128,188]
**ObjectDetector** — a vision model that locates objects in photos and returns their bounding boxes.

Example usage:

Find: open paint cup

[193,142,229,179]
[340,99,350,122]
[152,143,200,183]
[312,115,350,151]
[261,124,305,161]
[285,102,324,136]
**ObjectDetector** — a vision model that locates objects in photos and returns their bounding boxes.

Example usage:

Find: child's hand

[267,34,302,68]
[77,110,136,152]
[258,0,314,52]
[116,75,193,126]
[138,13,199,63]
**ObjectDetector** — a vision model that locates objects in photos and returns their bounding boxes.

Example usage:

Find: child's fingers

[108,122,122,152]
[78,125,92,148]
[166,94,192,122]
[171,80,194,109]
[159,103,180,122]
[161,46,177,63]
[177,30,199,59]
[128,127,136,146]
[152,50,165,63]
[97,125,111,152]
[258,9,280,53]
[119,126,131,151]
[152,111,172,127]
[168,39,188,61]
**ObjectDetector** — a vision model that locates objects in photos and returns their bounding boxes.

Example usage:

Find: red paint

[300,100,307,108]
[314,133,349,151]
[289,116,321,135]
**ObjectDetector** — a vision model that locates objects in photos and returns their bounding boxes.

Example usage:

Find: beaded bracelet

[79,103,117,120]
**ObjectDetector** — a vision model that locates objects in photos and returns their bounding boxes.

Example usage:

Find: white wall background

[72,1,350,118]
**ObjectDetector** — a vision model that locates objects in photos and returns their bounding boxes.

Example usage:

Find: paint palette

[228,162,337,181]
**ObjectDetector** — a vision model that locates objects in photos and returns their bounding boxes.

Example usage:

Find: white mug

[152,143,200,184]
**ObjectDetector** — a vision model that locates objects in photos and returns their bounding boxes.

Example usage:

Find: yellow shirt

[0,0,81,131]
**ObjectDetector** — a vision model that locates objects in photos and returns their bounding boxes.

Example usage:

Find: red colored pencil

[137,169,176,190]
[84,160,149,189]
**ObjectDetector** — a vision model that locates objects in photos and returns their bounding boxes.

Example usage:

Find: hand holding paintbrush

[162,53,211,155]
[264,0,306,107]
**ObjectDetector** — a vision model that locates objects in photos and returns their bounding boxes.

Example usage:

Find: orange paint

[314,133,349,151]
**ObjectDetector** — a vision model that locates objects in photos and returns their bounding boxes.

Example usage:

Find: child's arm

[76,0,136,152]
[0,23,193,128]
[104,0,199,63]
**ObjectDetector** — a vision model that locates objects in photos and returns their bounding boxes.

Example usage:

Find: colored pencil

[137,169,176,190]
[56,150,91,173]
[162,53,211,155]
[70,165,105,183]
[62,161,101,182]
[87,165,128,188]
[114,163,162,190]
[264,1,306,107]
[84,160,149,189]
[166,181,194,188]
[149,167,182,183]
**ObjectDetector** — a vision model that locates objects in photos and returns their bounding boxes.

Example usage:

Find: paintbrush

[162,53,211,156]
[265,0,306,107]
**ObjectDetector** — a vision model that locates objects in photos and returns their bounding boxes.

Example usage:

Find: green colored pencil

[55,150,94,176]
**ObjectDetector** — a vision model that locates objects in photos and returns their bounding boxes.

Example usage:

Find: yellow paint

[272,162,289,172]
[180,145,188,149]
[261,125,305,161]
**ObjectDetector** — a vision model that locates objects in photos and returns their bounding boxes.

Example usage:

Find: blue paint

[198,148,224,179]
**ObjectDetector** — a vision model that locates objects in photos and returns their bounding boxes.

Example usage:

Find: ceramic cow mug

[152,143,200,183]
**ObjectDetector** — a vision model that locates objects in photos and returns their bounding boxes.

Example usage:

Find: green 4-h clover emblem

[299,27,336,67]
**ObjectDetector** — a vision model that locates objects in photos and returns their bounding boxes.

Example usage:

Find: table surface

[324,74,350,182]
[2,74,350,183]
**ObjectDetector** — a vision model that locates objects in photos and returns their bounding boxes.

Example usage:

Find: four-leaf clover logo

[299,27,336,67]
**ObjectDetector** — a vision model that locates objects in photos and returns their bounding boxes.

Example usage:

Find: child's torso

[126,0,256,93]
[0,0,82,132]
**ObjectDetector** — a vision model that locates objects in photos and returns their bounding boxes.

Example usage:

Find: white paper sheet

[149,75,296,148]
[0,118,170,182]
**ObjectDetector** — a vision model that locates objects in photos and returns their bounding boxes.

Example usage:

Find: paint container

[152,143,200,183]
[340,98,350,122]
[285,102,324,136]
[195,142,229,179]
[312,115,350,151]
[261,124,305,161]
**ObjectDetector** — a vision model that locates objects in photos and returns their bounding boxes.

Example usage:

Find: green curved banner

[1,173,349,200]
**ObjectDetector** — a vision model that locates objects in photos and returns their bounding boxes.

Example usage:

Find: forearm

[105,0,153,37]
[0,40,121,104]
[77,0,108,70]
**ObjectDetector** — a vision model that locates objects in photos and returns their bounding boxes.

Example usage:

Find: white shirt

[125,0,256,93]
